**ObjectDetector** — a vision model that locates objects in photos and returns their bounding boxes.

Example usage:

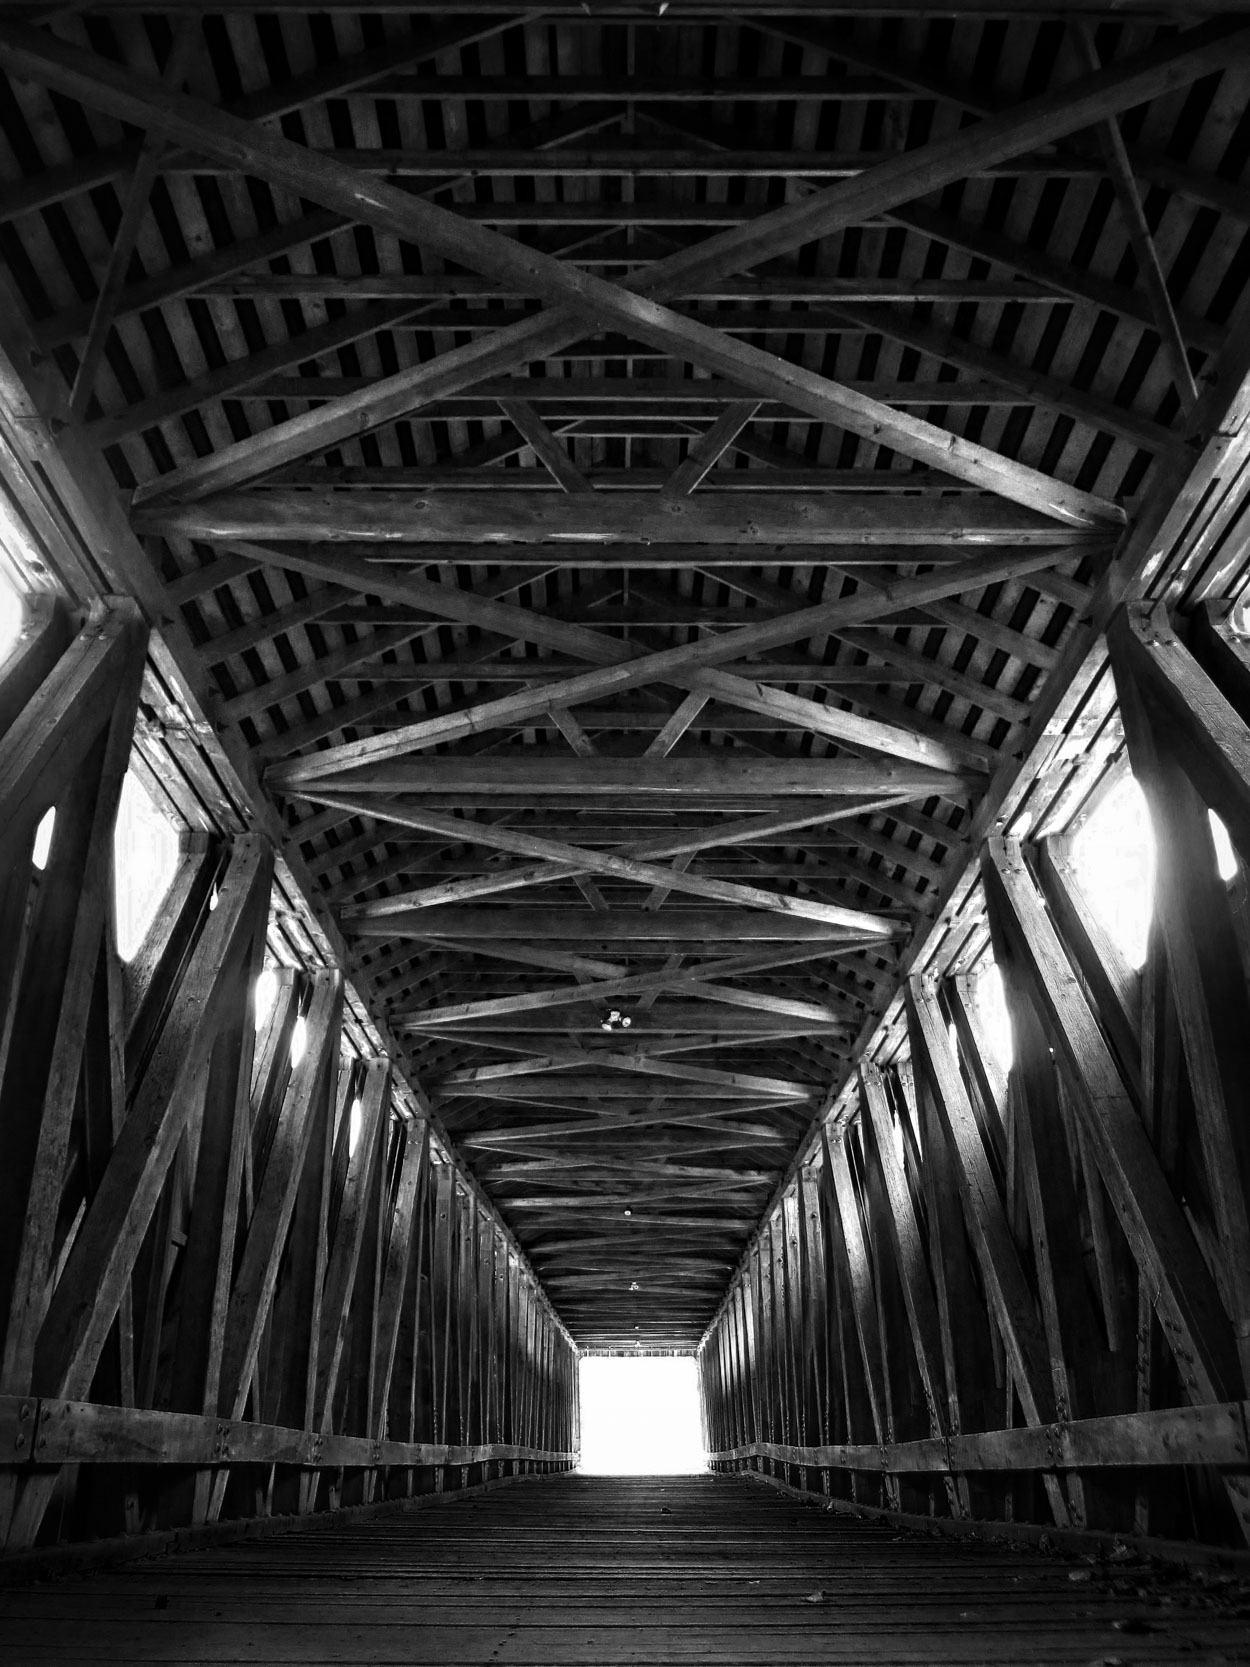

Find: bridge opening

[578,1354,706,1475]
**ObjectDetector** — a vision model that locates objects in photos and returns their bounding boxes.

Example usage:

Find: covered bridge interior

[2,0,1250,1659]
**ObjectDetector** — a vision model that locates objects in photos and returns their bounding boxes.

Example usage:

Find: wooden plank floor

[2,1473,1249,1664]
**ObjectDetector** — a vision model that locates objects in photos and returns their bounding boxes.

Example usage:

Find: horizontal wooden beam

[436,1077,802,1100]
[306,756,967,802]
[210,467,1037,498]
[324,697,1010,734]
[458,1114,794,1149]
[438,1052,812,1098]
[710,1399,1250,1475]
[374,907,894,942]
[0,1394,575,1470]
[408,1011,852,1036]
[187,374,1141,418]
[222,469,1049,501]
[39,149,1118,188]
[136,491,1105,547]
[195,269,1089,298]
[223,73,920,101]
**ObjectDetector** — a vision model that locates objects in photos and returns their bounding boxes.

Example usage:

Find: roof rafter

[6,16,1220,516]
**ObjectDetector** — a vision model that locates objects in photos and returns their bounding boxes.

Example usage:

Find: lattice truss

[0,3,1249,1345]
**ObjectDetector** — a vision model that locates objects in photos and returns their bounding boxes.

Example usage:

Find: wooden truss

[0,602,575,1550]
[703,601,1250,1548]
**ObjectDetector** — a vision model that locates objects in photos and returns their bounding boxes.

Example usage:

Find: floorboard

[1,1473,1248,1664]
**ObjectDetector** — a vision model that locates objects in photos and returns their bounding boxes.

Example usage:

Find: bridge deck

[2,1473,1247,1664]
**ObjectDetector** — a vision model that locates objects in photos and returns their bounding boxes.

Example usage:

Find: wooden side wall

[0,596,577,1554]
[700,598,1250,1552]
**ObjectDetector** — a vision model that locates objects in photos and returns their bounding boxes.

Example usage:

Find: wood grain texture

[3,1473,1249,1663]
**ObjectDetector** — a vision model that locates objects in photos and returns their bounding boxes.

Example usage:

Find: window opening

[1069,772,1154,971]
[1209,809,1238,883]
[113,769,180,962]
[578,1354,706,1474]
[31,806,55,871]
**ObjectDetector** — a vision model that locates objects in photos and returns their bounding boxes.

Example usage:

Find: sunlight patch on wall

[290,1014,308,1066]
[0,572,22,665]
[974,961,1014,1072]
[578,1354,707,1475]
[254,965,281,1027]
[113,769,180,961]
[1070,773,1154,971]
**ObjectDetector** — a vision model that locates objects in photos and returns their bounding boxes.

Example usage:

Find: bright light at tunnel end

[578,1354,708,1475]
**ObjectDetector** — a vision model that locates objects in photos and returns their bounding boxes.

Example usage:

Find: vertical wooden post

[161,870,270,1527]
[816,1131,880,1503]
[376,1118,429,1451]
[860,1065,965,1516]
[906,977,1069,1526]
[797,1168,832,1492]
[313,1059,390,1434]
[824,1134,894,1461]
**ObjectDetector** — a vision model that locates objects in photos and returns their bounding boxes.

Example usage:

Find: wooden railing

[2,1394,577,1474]
[711,1400,1250,1481]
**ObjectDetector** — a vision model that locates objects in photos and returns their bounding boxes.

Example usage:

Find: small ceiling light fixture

[629,1280,641,1291]
[600,1007,632,1032]
[623,1208,632,1217]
